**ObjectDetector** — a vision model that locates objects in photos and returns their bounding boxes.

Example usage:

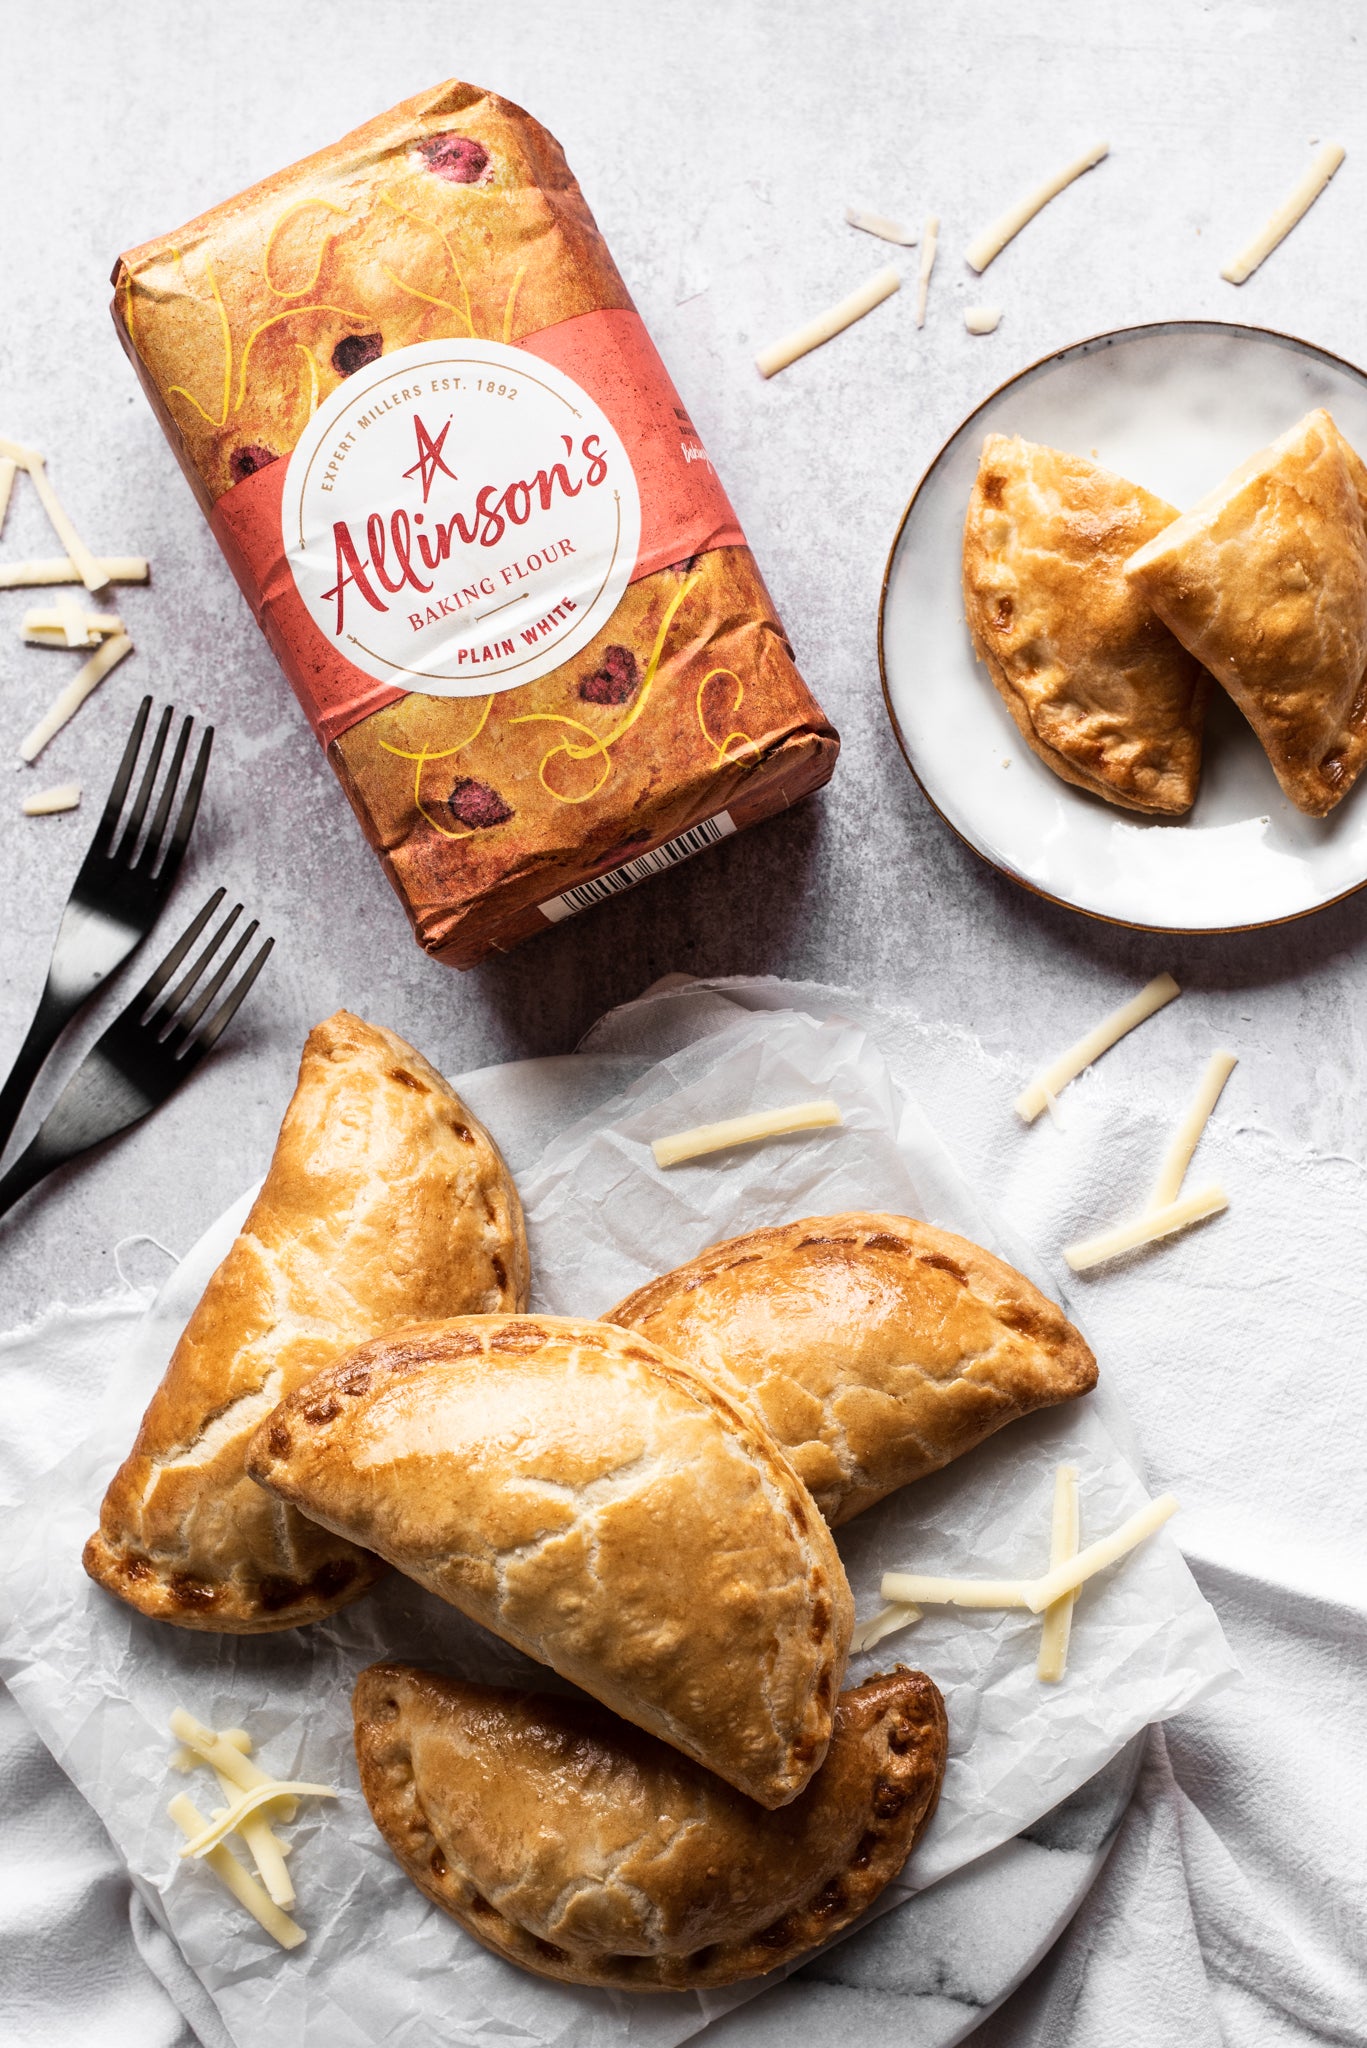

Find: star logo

[403,414,458,503]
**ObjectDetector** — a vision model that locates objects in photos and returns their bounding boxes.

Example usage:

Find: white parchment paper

[0,985,1235,2048]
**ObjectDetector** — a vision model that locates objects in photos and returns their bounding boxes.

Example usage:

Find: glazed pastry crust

[247,1316,853,1807]
[963,433,1208,815]
[352,1662,946,1990]
[1124,408,1367,816]
[83,1012,528,1632]
[610,1213,1097,1526]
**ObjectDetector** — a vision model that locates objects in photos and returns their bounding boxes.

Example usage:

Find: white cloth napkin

[1,977,1362,2046]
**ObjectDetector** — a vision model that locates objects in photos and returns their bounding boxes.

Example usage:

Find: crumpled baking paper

[0,986,1235,2048]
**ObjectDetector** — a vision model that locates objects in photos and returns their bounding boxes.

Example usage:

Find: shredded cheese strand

[178,1780,335,1861]
[1064,1183,1227,1272]
[652,1099,843,1168]
[878,1574,1033,1609]
[1024,1494,1178,1613]
[755,267,900,377]
[964,305,1002,334]
[916,216,939,327]
[21,783,81,817]
[0,457,16,536]
[1149,1051,1238,1211]
[212,1769,295,1907]
[167,1793,305,1949]
[0,556,147,588]
[845,207,917,246]
[1222,142,1346,284]
[1037,1464,1080,1682]
[850,1602,923,1652]
[15,454,105,593]
[23,608,124,645]
[1015,972,1180,1122]
[18,634,133,762]
[966,141,1110,272]
[169,1711,298,1819]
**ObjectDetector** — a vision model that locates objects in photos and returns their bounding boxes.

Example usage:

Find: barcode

[539,811,736,923]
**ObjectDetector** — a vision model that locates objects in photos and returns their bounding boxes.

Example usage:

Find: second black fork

[0,696,213,1158]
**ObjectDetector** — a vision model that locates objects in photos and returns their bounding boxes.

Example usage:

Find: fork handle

[0,986,80,1163]
[0,1127,62,1222]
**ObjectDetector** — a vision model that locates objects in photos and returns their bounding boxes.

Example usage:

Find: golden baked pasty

[83,1012,527,1632]
[963,433,1209,814]
[352,1662,947,1990]
[247,1317,853,1806]
[1124,408,1367,815]
[610,1213,1097,1525]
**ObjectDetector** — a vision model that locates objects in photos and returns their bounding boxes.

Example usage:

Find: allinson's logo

[283,338,643,701]
[402,414,458,502]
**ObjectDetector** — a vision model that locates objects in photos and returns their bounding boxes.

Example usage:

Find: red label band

[211,308,745,746]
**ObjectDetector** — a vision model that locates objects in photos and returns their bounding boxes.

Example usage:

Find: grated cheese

[964,305,1002,334]
[756,267,900,377]
[1015,972,1180,1123]
[0,457,15,535]
[916,216,939,327]
[56,592,87,648]
[1149,1051,1238,1211]
[850,1601,923,1652]
[168,1792,305,1950]
[177,1779,336,1861]
[1036,1464,1079,1682]
[0,556,148,588]
[845,207,917,246]
[1023,1493,1178,1613]
[0,439,105,593]
[1063,1183,1227,1272]
[169,1710,298,1818]
[22,609,125,647]
[18,632,133,762]
[21,783,80,817]
[966,142,1110,273]
[652,1098,843,1167]
[880,1491,1179,1614]
[877,1574,1033,1609]
[1222,142,1346,284]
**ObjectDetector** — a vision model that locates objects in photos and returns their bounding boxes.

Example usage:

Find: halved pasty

[248,1316,853,1806]
[1124,408,1367,815]
[610,1213,1096,1525]
[352,1661,946,1990]
[963,433,1209,813]
[84,1011,528,1632]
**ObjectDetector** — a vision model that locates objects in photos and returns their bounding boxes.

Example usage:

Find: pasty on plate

[1124,408,1367,816]
[352,1661,946,1990]
[962,433,1209,814]
[610,1214,1096,1525]
[84,1011,527,1632]
[248,1316,853,1807]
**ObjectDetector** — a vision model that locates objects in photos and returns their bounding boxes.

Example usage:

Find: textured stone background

[3,0,1365,1319]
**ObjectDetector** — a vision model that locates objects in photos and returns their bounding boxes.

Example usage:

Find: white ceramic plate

[879,320,1367,932]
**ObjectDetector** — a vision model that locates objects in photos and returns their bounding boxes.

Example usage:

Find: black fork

[0,697,213,1158]
[0,891,273,1221]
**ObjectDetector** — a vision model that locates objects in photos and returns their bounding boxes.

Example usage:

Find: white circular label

[282,338,641,699]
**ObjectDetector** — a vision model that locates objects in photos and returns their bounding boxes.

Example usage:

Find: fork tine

[148,904,241,1036]
[94,696,151,855]
[186,936,274,1060]
[131,888,226,1011]
[157,725,215,879]
[170,918,258,1046]
[115,705,173,864]
[136,714,193,874]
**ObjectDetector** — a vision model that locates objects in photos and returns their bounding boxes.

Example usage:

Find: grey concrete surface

[2,0,1364,1325]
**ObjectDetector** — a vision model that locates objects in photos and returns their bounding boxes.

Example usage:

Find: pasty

[962,433,1208,813]
[1124,408,1367,815]
[609,1213,1097,1525]
[84,1011,527,1632]
[247,1316,853,1806]
[352,1661,946,1989]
